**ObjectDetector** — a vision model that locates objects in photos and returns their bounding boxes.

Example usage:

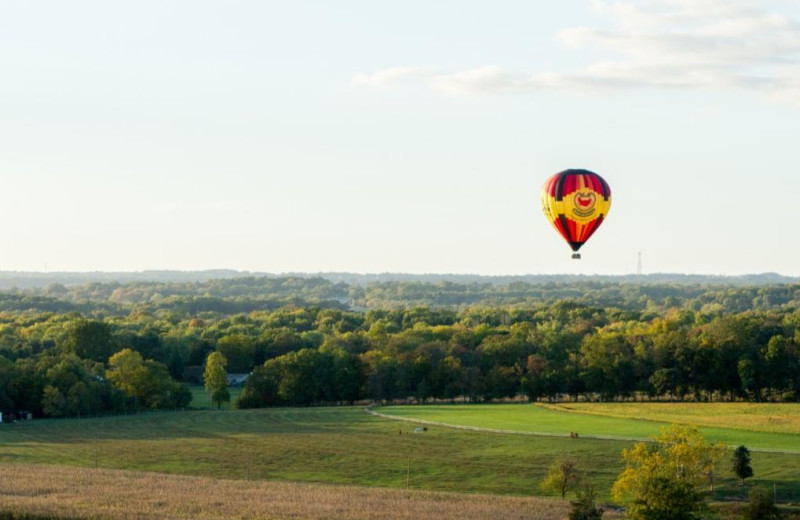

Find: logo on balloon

[572,192,596,217]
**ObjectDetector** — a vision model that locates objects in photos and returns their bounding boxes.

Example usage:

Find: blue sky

[2,1,800,275]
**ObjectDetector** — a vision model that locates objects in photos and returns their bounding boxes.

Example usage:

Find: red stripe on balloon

[547,175,558,197]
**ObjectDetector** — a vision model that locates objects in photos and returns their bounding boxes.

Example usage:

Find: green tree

[278,349,324,405]
[204,351,229,410]
[732,445,754,485]
[62,320,114,362]
[763,335,792,397]
[649,368,681,398]
[41,385,66,417]
[0,355,18,409]
[580,330,636,400]
[237,359,282,408]
[540,458,581,500]
[331,349,366,404]
[522,355,548,401]
[66,381,94,418]
[612,425,725,520]
[482,364,519,400]
[140,360,190,409]
[216,334,255,373]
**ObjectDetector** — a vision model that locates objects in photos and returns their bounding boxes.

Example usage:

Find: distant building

[0,411,33,422]
[226,373,249,386]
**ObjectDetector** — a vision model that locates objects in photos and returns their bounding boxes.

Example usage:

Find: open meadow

[0,407,629,498]
[0,405,798,507]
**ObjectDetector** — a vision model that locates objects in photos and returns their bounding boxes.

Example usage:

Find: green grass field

[377,403,800,453]
[0,406,798,504]
[0,408,625,497]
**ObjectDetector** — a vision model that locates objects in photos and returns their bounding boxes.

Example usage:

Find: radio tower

[637,252,643,276]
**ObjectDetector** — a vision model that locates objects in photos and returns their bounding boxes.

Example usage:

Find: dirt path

[365,406,649,443]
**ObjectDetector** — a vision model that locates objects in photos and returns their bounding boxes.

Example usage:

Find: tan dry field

[0,464,611,520]
[538,402,800,434]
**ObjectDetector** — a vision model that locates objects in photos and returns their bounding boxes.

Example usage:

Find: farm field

[0,407,797,504]
[0,464,574,520]
[377,403,800,453]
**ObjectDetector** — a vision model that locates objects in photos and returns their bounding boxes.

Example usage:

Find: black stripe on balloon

[599,177,610,200]
[570,241,584,252]
[558,214,573,242]
[554,171,569,201]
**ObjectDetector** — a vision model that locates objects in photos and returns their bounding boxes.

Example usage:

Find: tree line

[236,303,800,407]
[0,318,192,418]
[3,276,800,315]
[0,285,799,416]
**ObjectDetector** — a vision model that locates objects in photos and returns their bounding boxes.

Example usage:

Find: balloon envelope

[541,169,611,255]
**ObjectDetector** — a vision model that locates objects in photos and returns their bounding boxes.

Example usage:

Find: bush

[569,483,603,520]
[744,486,781,520]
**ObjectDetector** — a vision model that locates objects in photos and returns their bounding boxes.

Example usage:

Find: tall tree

[732,445,754,485]
[204,351,229,410]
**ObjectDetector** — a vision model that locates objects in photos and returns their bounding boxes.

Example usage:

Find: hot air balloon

[541,169,611,259]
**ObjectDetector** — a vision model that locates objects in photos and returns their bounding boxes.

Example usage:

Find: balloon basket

[571,253,581,260]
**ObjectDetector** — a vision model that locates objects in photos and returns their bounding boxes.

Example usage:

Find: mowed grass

[538,402,800,434]
[188,385,243,410]
[0,464,576,520]
[377,403,800,453]
[0,406,797,503]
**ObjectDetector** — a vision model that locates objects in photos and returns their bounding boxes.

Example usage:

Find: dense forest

[0,276,799,418]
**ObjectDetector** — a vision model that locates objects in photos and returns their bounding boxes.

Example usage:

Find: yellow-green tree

[204,351,229,410]
[540,458,581,500]
[107,348,148,410]
[612,425,725,520]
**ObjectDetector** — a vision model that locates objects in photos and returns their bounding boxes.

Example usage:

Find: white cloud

[351,0,800,102]
[430,67,526,95]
